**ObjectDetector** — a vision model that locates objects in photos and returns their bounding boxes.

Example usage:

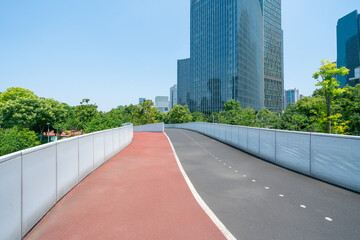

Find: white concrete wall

[0,125,133,240]
[166,123,360,193]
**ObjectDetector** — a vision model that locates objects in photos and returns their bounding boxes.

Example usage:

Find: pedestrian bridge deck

[25,132,224,240]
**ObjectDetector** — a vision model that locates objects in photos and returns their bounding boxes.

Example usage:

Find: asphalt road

[166,128,360,240]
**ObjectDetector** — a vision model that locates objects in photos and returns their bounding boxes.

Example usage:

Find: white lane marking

[229,166,232,169]
[300,205,307,209]
[242,175,247,177]
[279,194,285,198]
[215,157,218,160]
[325,217,333,222]
[165,133,237,240]
[234,170,238,173]
[265,187,270,190]
[218,160,222,162]
[224,163,227,166]
[252,179,256,182]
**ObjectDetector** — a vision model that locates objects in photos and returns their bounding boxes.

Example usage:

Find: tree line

[0,60,358,156]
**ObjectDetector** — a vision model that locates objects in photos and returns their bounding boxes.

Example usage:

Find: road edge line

[164,132,237,240]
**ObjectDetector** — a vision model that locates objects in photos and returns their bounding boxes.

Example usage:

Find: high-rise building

[155,96,169,113]
[284,88,300,109]
[261,0,284,111]
[337,10,360,87]
[189,0,264,112]
[169,84,177,109]
[177,58,191,107]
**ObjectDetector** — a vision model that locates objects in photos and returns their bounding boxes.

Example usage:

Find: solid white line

[164,132,237,240]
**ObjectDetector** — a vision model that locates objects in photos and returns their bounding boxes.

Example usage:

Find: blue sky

[0,0,359,111]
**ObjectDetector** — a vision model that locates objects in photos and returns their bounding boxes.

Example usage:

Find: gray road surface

[166,128,360,240]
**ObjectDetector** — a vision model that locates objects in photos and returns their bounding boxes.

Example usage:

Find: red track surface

[25,132,225,240]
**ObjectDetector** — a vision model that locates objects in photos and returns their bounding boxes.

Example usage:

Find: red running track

[25,132,225,240]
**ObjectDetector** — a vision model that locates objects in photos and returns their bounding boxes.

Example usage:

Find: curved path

[166,128,360,240]
[25,132,225,240]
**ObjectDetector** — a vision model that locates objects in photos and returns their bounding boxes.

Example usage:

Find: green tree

[275,105,315,132]
[167,105,193,123]
[313,59,349,133]
[0,128,40,156]
[192,112,206,122]
[256,108,279,128]
[0,97,67,141]
[74,99,99,133]
[0,87,38,102]
[218,100,243,125]
[136,100,160,125]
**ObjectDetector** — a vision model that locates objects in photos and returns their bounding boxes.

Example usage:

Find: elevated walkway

[25,132,225,240]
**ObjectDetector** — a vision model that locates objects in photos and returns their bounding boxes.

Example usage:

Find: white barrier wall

[165,123,360,193]
[133,122,164,132]
[0,125,133,240]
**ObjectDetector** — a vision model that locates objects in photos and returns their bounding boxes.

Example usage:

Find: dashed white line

[325,217,333,222]
[242,175,247,177]
[224,163,227,166]
[229,166,232,169]
[215,157,218,160]
[265,187,270,190]
[300,205,307,209]
[219,160,222,162]
[252,179,256,183]
[234,170,238,173]
[279,194,285,198]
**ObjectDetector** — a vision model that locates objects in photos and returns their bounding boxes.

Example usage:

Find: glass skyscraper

[177,58,191,106]
[337,10,360,88]
[189,0,264,112]
[261,0,284,112]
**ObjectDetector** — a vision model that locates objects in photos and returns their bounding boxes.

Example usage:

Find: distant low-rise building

[284,88,300,109]
[170,85,177,109]
[155,96,169,113]
[349,66,360,85]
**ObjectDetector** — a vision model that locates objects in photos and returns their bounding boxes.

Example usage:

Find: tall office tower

[169,84,178,109]
[261,0,284,112]
[284,88,299,109]
[177,58,191,107]
[190,0,264,112]
[337,10,360,87]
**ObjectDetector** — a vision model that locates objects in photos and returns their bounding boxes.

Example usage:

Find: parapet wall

[166,123,360,193]
[134,123,164,132]
[0,125,133,240]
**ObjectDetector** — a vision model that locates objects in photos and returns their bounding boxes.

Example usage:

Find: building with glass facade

[284,88,299,109]
[155,96,169,113]
[337,10,360,87]
[169,84,177,109]
[189,0,264,112]
[177,58,191,107]
[261,0,284,111]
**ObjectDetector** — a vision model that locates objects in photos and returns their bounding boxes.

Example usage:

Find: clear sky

[0,0,359,111]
